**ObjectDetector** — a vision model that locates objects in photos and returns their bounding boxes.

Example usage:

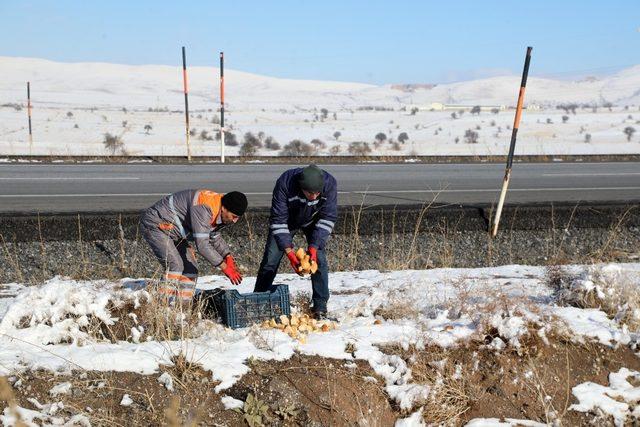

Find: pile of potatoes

[261,314,337,343]
[295,248,318,275]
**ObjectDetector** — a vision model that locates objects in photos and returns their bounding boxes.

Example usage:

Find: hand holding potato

[293,247,318,275]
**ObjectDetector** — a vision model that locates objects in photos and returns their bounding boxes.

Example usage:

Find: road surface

[0,162,639,213]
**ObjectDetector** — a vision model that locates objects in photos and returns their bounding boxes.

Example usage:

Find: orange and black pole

[182,46,192,161]
[491,46,532,237]
[27,82,33,153]
[219,51,225,163]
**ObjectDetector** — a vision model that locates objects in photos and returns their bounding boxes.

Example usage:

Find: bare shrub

[464,129,479,144]
[222,132,238,146]
[240,132,262,156]
[310,139,326,150]
[103,133,125,155]
[348,141,372,156]
[280,140,314,156]
[264,136,280,150]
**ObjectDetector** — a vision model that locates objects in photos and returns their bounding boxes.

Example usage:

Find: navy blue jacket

[269,168,338,250]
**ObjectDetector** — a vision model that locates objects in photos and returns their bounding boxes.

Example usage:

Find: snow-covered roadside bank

[2,263,640,425]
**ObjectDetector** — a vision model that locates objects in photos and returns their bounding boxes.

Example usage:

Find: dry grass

[589,205,637,262]
[382,344,484,425]
[104,287,209,343]
[373,289,421,321]
[291,291,313,317]
[549,264,640,332]
[0,376,26,427]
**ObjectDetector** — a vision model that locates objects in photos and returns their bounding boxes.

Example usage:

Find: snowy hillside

[1,56,639,157]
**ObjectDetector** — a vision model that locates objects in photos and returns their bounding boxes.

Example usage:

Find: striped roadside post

[182,46,192,161]
[491,46,532,237]
[220,51,225,163]
[27,82,33,154]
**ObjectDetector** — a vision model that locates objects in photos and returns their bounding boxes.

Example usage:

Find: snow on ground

[1,57,639,156]
[570,368,640,427]
[1,263,640,424]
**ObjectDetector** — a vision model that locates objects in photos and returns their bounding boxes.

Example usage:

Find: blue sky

[1,1,638,84]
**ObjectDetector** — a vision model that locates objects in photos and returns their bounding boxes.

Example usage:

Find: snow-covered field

[1,57,639,157]
[2,262,640,425]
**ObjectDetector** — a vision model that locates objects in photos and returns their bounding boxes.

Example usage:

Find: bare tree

[374,132,387,144]
[144,124,152,134]
[623,126,636,141]
[103,133,124,155]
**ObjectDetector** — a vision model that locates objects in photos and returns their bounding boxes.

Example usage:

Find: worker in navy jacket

[253,165,338,318]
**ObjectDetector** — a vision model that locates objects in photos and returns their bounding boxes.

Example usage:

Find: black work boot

[312,309,328,320]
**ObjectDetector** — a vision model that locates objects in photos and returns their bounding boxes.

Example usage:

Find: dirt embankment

[3,337,638,426]
[0,203,638,283]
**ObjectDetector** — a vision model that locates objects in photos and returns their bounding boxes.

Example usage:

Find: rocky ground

[0,203,638,284]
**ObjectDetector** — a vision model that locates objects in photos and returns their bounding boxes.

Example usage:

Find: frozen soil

[3,339,639,426]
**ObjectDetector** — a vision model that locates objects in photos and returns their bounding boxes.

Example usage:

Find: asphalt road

[0,162,639,213]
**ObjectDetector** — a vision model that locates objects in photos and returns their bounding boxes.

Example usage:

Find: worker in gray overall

[140,189,247,301]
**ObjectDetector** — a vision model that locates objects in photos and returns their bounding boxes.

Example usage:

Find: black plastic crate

[200,285,291,329]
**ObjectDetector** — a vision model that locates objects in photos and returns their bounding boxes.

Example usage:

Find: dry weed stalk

[77,214,88,278]
[590,205,636,262]
[0,233,24,283]
[36,213,48,281]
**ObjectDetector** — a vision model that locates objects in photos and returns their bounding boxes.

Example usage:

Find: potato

[374,319,382,325]
[298,335,307,344]
[269,318,277,328]
[321,324,330,332]
[279,315,290,326]
[295,248,305,260]
[310,261,318,274]
[290,315,300,326]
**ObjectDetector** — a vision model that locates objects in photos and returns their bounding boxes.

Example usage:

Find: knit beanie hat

[221,191,248,216]
[298,164,324,192]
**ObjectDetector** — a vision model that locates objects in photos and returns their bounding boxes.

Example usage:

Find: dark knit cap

[221,191,248,216]
[298,164,324,192]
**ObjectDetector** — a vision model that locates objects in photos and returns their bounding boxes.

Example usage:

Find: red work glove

[307,247,318,265]
[286,249,302,275]
[221,255,242,285]
[225,254,238,270]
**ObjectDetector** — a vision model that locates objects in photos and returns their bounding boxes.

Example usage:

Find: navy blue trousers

[253,229,329,312]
